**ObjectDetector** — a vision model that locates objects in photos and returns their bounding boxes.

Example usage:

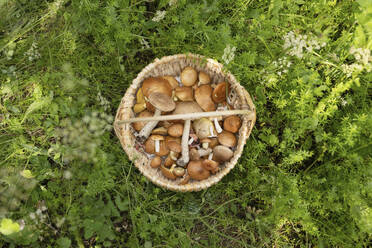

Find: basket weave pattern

[114,54,256,192]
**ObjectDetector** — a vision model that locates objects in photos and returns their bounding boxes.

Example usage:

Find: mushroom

[189,148,212,161]
[179,173,190,185]
[137,92,175,142]
[167,141,182,161]
[223,116,242,133]
[142,77,173,98]
[209,138,219,149]
[144,135,169,156]
[162,76,179,89]
[172,102,203,167]
[187,160,210,180]
[133,110,152,131]
[181,67,197,86]
[164,156,174,167]
[202,160,219,174]
[150,156,161,168]
[165,136,181,147]
[212,82,228,103]
[198,71,211,86]
[160,164,177,180]
[173,167,185,177]
[136,88,145,103]
[200,138,211,149]
[213,145,233,162]
[195,85,216,112]
[133,102,147,113]
[168,123,183,137]
[217,131,237,147]
[193,118,216,139]
[212,117,223,133]
[174,87,193,101]
[151,126,168,135]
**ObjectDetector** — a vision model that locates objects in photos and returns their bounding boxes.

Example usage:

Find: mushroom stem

[213,118,223,133]
[188,137,194,145]
[176,120,191,167]
[198,148,212,157]
[155,140,160,153]
[202,142,209,149]
[170,151,178,160]
[137,109,161,143]
[208,153,213,160]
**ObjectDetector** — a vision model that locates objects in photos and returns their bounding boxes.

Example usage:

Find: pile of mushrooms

[130,67,243,184]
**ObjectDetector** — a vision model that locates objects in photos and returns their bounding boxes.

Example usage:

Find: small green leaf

[57,237,71,248]
[0,218,20,235]
[20,169,34,179]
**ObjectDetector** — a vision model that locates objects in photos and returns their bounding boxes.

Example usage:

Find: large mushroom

[181,67,197,86]
[193,118,216,139]
[172,102,203,167]
[138,92,175,142]
[142,77,173,112]
[195,85,216,112]
[174,87,193,101]
[213,145,234,162]
[168,123,183,137]
[212,82,228,103]
[223,115,241,133]
[217,131,237,147]
[187,160,210,180]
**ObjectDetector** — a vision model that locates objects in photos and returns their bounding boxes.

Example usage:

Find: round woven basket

[114,54,256,192]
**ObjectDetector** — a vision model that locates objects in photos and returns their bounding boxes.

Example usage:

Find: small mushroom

[172,102,203,167]
[167,140,182,161]
[189,148,212,161]
[144,135,169,156]
[133,110,152,131]
[202,160,219,173]
[213,145,233,162]
[209,138,219,149]
[136,88,145,103]
[162,76,179,89]
[217,131,237,147]
[138,92,175,142]
[198,71,211,86]
[165,136,181,147]
[212,82,229,103]
[201,138,211,149]
[160,164,177,180]
[181,67,197,86]
[223,116,242,133]
[187,160,210,180]
[150,156,161,168]
[151,127,168,135]
[179,173,190,185]
[193,118,216,139]
[164,156,174,167]
[195,85,216,112]
[133,102,147,113]
[173,167,185,177]
[168,123,183,137]
[174,87,193,101]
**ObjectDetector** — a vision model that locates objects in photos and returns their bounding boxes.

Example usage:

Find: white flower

[169,0,177,6]
[340,97,347,106]
[140,38,150,49]
[63,170,72,179]
[283,31,324,59]
[152,10,166,22]
[24,42,41,61]
[222,44,236,65]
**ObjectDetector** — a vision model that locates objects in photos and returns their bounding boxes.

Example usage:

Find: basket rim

[114,53,256,192]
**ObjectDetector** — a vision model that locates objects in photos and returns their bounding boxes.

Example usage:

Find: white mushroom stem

[198,148,212,157]
[209,126,216,137]
[137,109,161,142]
[213,118,223,133]
[208,153,213,160]
[176,120,191,167]
[170,151,178,160]
[188,137,194,145]
[155,140,160,153]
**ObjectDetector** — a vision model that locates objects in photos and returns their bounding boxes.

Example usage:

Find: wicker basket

[114,54,256,192]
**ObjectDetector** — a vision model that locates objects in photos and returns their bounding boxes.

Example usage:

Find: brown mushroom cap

[164,156,174,167]
[212,145,233,162]
[173,167,185,177]
[162,76,179,89]
[198,71,211,85]
[175,87,193,101]
[172,101,203,115]
[217,131,237,147]
[212,82,229,103]
[150,134,165,141]
[202,159,219,171]
[150,156,162,168]
[195,85,216,112]
[223,116,242,133]
[133,110,152,131]
[167,140,182,153]
[148,92,176,112]
[201,138,211,143]
[142,77,172,98]
[189,148,200,161]
[144,135,169,156]
[209,138,219,148]
[181,67,197,86]
[160,165,177,179]
[168,123,183,137]
[179,173,190,185]
[187,160,210,180]
[152,127,168,135]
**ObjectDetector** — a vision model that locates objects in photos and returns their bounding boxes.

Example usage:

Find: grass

[0,0,371,247]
